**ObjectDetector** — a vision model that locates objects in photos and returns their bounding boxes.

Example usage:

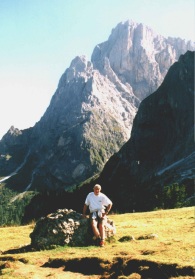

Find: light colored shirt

[85,192,112,213]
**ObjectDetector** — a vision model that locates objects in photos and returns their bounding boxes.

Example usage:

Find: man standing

[82,184,112,247]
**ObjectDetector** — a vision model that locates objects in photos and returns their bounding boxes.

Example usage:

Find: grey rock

[30,208,116,249]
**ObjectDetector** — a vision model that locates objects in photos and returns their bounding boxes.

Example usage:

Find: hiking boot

[99,240,105,247]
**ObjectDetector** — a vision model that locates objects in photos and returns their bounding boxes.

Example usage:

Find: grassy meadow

[0,206,194,279]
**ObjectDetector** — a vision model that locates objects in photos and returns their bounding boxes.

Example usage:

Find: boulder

[30,208,116,249]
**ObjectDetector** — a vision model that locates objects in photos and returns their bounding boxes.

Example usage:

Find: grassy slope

[0,207,194,279]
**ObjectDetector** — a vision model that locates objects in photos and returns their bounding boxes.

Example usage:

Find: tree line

[0,183,192,226]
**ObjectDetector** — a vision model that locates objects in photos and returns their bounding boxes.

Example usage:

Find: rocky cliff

[97,50,195,211]
[0,20,194,198]
[92,20,194,101]
[0,55,138,192]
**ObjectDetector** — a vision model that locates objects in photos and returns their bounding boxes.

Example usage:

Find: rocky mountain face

[0,54,138,192]
[92,20,194,101]
[0,20,194,201]
[97,51,195,211]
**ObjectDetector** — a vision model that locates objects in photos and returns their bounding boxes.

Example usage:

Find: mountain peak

[65,55,93,83]
[92,20,194,101]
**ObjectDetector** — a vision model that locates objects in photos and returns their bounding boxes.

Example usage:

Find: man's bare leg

[91,219,100,238]
[98,218,106,246]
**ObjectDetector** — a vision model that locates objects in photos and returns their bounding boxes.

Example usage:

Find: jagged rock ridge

[0,20,194,196]
[92,20,194,101]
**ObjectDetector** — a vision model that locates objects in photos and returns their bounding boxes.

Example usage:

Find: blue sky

[0,0,194,139]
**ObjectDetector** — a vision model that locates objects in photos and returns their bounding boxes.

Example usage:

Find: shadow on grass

[1,246,194,279]
[2,244,35,255]
[42,257,195,279]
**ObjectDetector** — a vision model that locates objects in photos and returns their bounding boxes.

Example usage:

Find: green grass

[0,207,194,278]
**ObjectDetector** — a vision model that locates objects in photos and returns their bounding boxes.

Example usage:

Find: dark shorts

[89,212,106,224]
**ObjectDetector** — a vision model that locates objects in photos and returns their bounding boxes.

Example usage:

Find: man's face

[94,187,101,196]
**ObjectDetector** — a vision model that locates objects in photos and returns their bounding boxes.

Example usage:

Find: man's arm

[82,204,88,217]
[105,202,112,215]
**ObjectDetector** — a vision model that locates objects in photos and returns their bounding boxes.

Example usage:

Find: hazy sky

[0,0,194,139]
